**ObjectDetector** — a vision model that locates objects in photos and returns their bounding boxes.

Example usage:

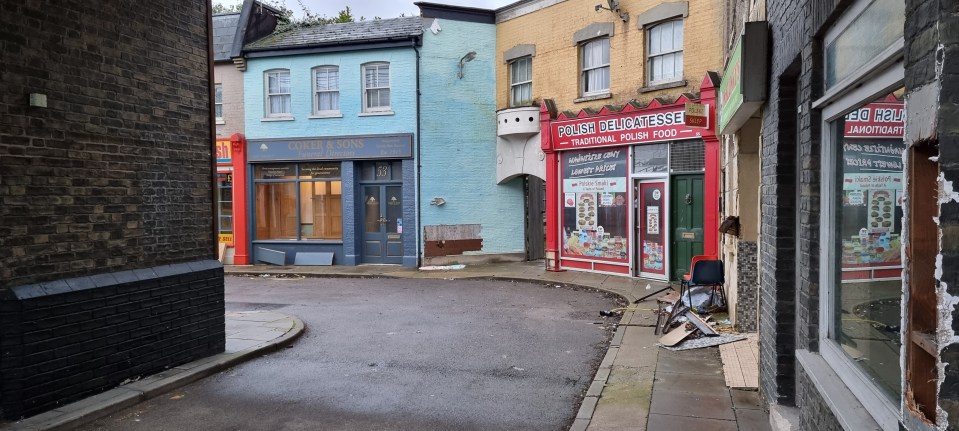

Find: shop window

[633,143,668,173]
[362,62,391,113]
[829,90,905,400]
[214,84,224,123]
[824,0,903,91]
[580,38,610,97]
[265,69,292,118]
[312,66,340,116]
[560,149,628,261]
[669,139,704,172]
[217,172,232,236]
[254,163,342,241]
[509,56,532,107]
[647,19,684,85]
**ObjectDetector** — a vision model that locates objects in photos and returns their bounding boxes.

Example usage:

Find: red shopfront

[540,75,721,280]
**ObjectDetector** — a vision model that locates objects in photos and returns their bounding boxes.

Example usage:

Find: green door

[670,174,705,281]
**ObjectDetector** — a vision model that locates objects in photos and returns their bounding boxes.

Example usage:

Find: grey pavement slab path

[2,260,769,431]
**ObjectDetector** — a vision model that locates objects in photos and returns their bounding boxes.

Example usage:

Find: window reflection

[832,89,905,400]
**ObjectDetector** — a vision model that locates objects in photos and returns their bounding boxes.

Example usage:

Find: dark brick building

[0,1,223,420]
[757,0,959,429]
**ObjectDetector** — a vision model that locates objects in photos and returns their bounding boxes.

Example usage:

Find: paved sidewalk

[5,260,768,431]
[5,311,304,431]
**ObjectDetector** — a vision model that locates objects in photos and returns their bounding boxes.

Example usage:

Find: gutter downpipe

[413,39,423,268]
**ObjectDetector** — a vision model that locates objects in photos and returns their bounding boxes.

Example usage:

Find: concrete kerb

[6,316,306,431]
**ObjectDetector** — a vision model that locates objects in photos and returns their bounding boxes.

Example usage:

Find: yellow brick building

[495,0,723,113]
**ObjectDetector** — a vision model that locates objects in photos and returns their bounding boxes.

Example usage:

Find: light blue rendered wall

[243,48,418,139]
[243,47,420,266]
[419,19,525,254]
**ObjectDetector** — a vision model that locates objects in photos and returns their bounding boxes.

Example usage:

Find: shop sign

[684,103,708,129]
[248,134,413,162]
[718,21,768,135]
[843,96,905,138]
[551,107,698,151]
[215,139,232,163]
[218,234,233,244]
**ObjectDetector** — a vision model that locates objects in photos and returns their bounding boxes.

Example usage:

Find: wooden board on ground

[659,324,695,347]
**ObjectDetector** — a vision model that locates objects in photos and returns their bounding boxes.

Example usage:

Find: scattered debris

[419,264,466,271]
[661,333,747,351]
[169,394,184,400]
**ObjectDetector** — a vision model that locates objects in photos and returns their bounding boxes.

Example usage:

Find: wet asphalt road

[79,276,621,431]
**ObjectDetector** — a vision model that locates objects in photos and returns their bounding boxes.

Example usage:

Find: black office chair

[680,258,726,312]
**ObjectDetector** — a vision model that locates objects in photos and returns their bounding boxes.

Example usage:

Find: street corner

[225,310,306,354]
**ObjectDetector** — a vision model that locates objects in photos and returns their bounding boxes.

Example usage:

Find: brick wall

[0,262,225,419]
[905,0,959,426]
[0,0,223,419]
[797,366,843,431]
[0,1,216,287]
[495,0,724,113]
[214,63,244,139]
[759,0,809,407]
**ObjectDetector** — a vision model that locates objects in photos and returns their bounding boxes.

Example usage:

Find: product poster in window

[561,149,628,261]
[639,182,666,274]
[839,94,905,276]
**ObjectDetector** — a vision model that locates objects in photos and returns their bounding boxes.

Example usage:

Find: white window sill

[215,119,225,125]
[261,117,295,122]
[796,349,888,430]
[358,111,394,117]
[574,93,612,103]
[640,79,687,93]
[309,113,343,119]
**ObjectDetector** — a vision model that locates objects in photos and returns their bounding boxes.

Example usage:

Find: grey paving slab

[652,371,729,397]
[570,418,591,431]
[614,327,659,369]
[649,390,735,420]
[730,388,763,410]
[646,414,738,431]
[735,407,773,430]
[599,346,620,369]
[654,352,724,376]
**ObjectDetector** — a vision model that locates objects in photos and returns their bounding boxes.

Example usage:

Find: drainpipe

[413,40,422,268]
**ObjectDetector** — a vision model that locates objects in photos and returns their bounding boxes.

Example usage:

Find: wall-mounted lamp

[430,197,447,206]
[457,51,477,79]
[594,0,629,22]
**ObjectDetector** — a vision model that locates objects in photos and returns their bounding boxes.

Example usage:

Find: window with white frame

[312,66,339,116]
[362,62,390,113]
[580,38,609,96]
[214,84,223,123]
[265,69,292,117]
[816,0,906,428]
[647,19,684,85]
[509,56,532,107]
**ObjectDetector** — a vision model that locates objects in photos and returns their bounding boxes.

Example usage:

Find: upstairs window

[647,19,684,85]
[362,62,391,113]
[214,84,223,123]
[313,66,340,116]
[265,69,292,117]
[581,38,610,96]
[509,56,532,107]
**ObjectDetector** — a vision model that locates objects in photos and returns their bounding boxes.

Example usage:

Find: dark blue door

[362,184,403,264]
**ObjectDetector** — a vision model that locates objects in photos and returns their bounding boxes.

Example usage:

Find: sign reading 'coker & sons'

[550,106,702,150]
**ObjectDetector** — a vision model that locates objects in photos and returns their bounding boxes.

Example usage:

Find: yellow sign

[218,234,234,245]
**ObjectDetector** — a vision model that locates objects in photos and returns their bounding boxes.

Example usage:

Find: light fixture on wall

[430,197,447,206]
[594,0,629,22]
[457,51,477,79]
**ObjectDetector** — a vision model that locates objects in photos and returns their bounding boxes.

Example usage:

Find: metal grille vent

[669,139,705,172]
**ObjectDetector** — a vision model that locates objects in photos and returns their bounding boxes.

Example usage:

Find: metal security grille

[669,139,705,172]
